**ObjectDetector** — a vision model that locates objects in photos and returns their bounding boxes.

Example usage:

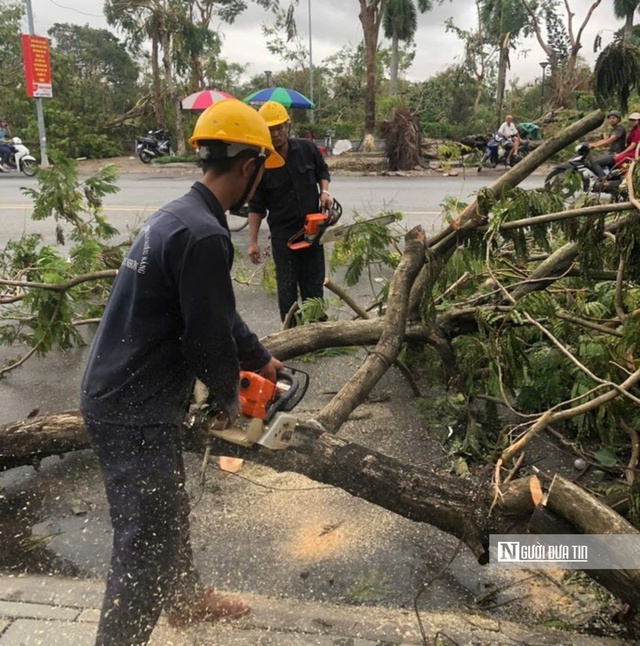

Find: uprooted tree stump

[380,108,422,171]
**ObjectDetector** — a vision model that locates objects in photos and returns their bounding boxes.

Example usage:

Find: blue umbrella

[243,87,315,110]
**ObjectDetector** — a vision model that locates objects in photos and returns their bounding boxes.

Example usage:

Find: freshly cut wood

[496,476,541,516]
[544,475,640,608]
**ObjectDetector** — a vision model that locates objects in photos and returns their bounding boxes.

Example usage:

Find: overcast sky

[31,0,623,87]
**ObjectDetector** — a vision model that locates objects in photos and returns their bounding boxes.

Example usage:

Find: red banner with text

[21,34,52,98]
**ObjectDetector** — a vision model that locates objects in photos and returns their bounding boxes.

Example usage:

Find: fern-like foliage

[594,40,640,112]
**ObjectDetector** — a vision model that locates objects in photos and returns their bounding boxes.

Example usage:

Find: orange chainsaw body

[238,371,278,419]
[287,213,329,250]
[287,199,343,250]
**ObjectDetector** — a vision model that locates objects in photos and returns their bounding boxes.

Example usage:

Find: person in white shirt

[497,114,521,166]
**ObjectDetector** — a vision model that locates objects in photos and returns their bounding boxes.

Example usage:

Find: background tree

[358,0,388,150]
[479,0,529,126]
[382,0,431,97]
[593,1,640,112]
[445,2,498,120]
[47,24,139,158]
[614,0,640,42]
[104,0,167,129]
[519,0,603,108]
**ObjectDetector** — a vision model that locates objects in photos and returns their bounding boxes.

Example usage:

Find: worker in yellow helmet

[80,99,283,646]
[247,100,331,326]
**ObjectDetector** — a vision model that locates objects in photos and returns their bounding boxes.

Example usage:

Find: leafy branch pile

[0,153,125,375]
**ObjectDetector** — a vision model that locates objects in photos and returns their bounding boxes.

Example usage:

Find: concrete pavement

[0,574,633,645]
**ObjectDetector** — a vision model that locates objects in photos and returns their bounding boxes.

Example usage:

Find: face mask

[230,154,266,212]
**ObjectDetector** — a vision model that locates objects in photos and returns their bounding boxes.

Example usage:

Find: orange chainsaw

[209,367,309,449]
[287,198,396,250]
[287,199,343,250]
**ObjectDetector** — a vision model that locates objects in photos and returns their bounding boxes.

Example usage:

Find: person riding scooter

[0,118,13,171]
[589,110,626,155]
[591,112,640,184]
[497,114,521,166]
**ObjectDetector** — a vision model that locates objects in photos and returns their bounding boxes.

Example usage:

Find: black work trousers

[271,236,326,324]
[84,416,202,646]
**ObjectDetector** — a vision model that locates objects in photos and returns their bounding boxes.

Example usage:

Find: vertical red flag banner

[21,34,53,98]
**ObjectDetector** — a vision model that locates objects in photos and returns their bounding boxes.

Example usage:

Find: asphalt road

[0,170,545,248]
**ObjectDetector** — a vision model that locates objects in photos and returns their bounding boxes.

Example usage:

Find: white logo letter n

[498,541,520,561]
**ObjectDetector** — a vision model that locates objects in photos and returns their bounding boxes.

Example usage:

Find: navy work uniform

[81,182,271,645]
[248,137,330,322]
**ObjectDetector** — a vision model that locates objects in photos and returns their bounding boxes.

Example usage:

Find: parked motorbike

[544,142,624,198]
[0,137,38,176]
[478,132,531,169]
[135,129,173,164]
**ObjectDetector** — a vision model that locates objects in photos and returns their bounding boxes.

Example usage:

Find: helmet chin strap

[230,153,267,212]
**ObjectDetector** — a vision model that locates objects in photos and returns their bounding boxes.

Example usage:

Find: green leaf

[593,448,617,467]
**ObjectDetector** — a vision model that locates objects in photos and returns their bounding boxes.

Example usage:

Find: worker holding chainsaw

[79,99,284,646]
[247,101,331,326]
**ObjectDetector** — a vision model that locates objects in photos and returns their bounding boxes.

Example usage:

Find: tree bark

[151,36,166,129]
[315,227,425,432]
[389,32,398,97]
[540,475,640,609]
[494,35,509,128]
[358,0,385,148]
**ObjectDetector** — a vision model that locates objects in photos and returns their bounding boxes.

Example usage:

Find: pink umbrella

[180,89,235,110]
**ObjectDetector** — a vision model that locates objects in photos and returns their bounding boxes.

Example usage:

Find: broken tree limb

[313,227,426,432]
[476,201,635,232]
[544,475,640,609]
[510,212,640,301]
[494,365,640,493]
[260,319,430,360]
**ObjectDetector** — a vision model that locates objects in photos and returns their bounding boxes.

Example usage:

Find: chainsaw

[209,367,309,450]
[287,198,396,250]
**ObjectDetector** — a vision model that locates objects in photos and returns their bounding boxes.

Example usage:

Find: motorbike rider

[589,110,626,155]
[497,114,521,166]
[591,111,640,183]
[0,118,13,171]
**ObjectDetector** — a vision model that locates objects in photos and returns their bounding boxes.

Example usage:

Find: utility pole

[24,0,49,167]
[308,0,314,123]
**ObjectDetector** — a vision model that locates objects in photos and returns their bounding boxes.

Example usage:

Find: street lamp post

[265,70,272,87]
[539,61,549,116]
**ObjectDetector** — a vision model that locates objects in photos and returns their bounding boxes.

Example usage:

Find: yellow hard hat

[258,101,290,127]
[189,98,284,169]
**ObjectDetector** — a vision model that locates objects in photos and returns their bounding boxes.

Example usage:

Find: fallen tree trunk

[0,410,491,558]
[4,411,640,609]
[529,476,640,609]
